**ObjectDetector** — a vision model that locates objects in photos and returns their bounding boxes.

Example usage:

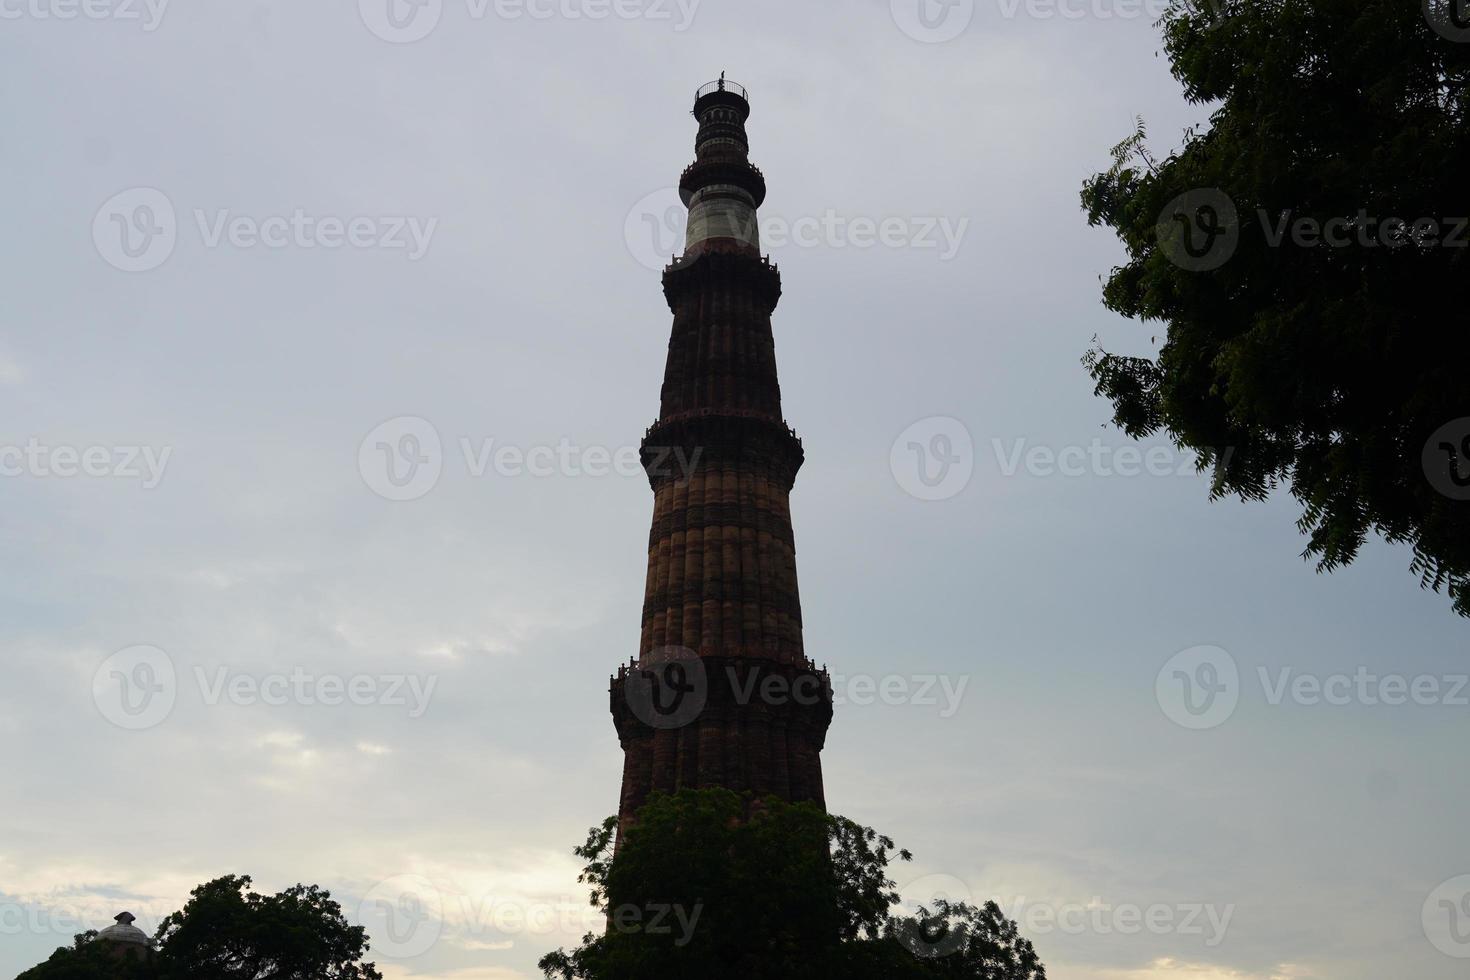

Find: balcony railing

[696,78,748,101]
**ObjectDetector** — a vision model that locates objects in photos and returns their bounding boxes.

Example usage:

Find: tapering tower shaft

[610,80,832,829]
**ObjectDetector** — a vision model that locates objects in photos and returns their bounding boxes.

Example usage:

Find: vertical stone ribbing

[611,80,832,832]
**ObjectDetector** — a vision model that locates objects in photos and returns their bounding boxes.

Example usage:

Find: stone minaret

[610,79,833,829]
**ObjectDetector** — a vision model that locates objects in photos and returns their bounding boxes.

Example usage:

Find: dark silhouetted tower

[610,79,833,830]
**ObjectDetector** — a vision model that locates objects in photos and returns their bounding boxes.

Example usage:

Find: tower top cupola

[679,76,767,260]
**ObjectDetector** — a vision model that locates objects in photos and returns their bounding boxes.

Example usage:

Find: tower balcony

[679,159,767,207]
[662,249,782,313]
[696,78,749,101]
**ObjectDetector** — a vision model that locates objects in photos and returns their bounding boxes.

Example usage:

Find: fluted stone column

[610,80,833,833]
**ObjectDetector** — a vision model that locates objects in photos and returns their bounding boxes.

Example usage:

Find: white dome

[98,911,150,946]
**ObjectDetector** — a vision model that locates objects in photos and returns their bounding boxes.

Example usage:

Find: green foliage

[884,900,1048,979]
[538,789,1045,980]
[15,933,153,980]
[153,876,381,980]
[1081,0,1470,615]
[15,877,382,980]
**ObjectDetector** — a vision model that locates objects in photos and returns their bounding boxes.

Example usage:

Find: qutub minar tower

[610,78,833,829]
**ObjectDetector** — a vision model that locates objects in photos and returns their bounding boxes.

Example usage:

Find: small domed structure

[97,911,153,960]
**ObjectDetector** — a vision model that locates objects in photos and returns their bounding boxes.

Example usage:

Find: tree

[154,876,382,980]
[15,932,153,980]
[1081,0,1470,615]
[15,877,382,980]
[538,788,1046,980]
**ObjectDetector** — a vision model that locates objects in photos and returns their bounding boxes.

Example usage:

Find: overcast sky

[3,2,1467,978]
